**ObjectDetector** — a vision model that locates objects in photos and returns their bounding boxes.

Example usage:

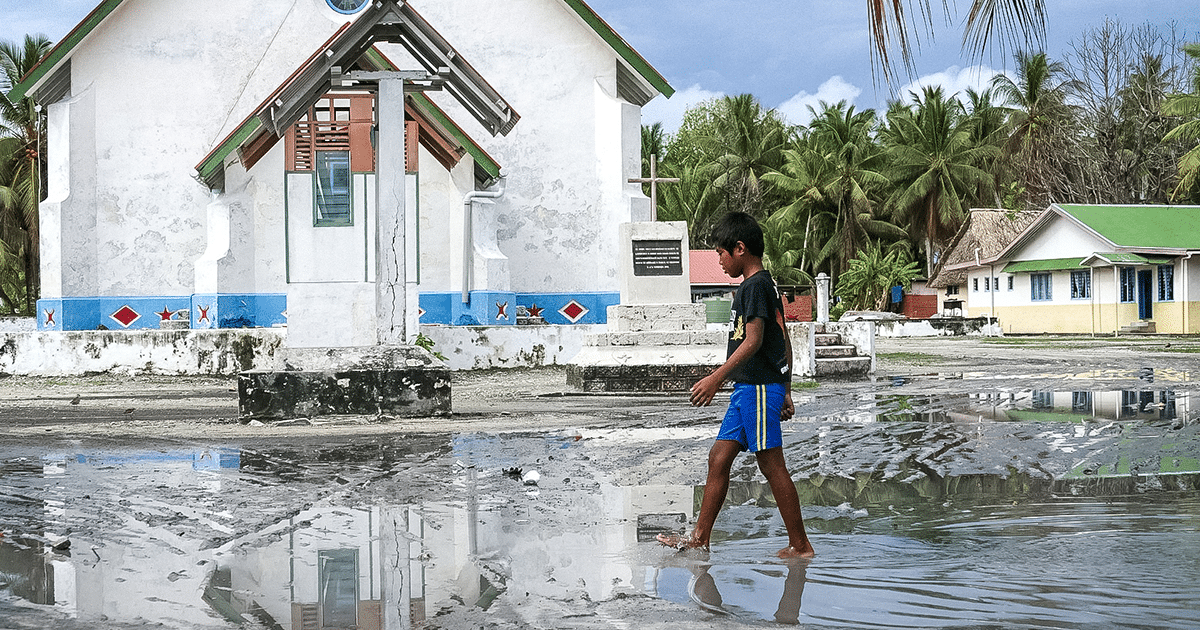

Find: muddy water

[1,389,1199,629]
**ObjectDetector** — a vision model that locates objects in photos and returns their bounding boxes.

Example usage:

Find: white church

[14,0,672,347]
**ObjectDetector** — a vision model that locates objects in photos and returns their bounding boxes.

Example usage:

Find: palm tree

[702,94,788,220]
[0,34,52,314]
[1163,43,1200,203]
[883,86,998,274]
[991,51,1080,209]
[656,159,722,249]
[867,0,1046,85]
[805,102,904,282]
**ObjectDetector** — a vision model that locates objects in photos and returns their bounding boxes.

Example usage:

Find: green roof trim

[409,92,501,181]
[8,0,126,101]
[196,117,262,185]
[1001,258,1085,273]
[1086,252,1176,266]
[1058,204,1200,249]
[560,0,674,98]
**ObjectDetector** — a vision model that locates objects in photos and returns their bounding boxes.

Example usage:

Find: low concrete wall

[875,317,1000,337]
[786,321,875,377]
[419,324,601,370]
[0,324,604,375]
[0,330,287,376]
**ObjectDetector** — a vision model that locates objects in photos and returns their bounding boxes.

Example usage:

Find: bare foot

[777,544,815,559]
[656,532,709,551]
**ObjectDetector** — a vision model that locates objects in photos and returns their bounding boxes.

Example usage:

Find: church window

[315,151,352,225]
[287,94,375,227]
[326,0,369,14]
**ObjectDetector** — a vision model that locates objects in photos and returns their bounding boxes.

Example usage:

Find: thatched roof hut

[927,209,1042,288]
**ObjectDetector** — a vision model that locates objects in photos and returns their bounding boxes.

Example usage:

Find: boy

[658,211,814,558]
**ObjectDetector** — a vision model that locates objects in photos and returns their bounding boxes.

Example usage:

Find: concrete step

[813,356,872,378]
[815,344,858,358]
[814,333,842,346]
[1119,321,1156,334]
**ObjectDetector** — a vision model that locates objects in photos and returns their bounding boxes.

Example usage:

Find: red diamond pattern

[559,299,588,323]
[111,305,141,327]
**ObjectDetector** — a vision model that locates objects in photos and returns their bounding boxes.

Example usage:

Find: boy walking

[658,212,814,558]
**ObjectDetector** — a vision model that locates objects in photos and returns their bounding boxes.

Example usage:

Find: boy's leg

[755,446,815,558]
[658,439,741,549]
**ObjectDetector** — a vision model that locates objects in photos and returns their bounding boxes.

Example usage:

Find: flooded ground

[1,336,1199,629]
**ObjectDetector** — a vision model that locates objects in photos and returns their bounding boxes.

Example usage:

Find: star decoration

[496,301,509,320]
[528,304,544,318]
[44,309,55,326]
[157,306,174,321]
[197,305,211,323]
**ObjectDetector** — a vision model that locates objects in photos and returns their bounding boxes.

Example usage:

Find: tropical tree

[991,51,1081,210]
[0,34,52,314]
[867,0,1045,85]
[1163,43,1200,203]
[804,102,902,281]
[834,240,920,311]
[882,86,998,274]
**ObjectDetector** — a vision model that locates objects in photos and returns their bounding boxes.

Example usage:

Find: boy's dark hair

[711,211,765,258]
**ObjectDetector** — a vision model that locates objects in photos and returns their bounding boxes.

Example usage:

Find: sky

[2,0,1198,132]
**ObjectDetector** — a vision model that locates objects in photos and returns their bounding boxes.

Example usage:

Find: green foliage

[834,241,920,311]
[1163,43,1200,204]
[0,34,51,315]
[414,333,447,361]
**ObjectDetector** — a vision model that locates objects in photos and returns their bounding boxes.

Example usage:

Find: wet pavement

[1,336,1199,629]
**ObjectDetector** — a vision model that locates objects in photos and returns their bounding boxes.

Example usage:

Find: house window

[1071,391,1092,413]
[973,278,978,292]
[1158,265,1174,301]
[993,277,999,292]
[1070,270,1090,299]
[1119,267,1136,302]
[1031,273,1052,301]
[946,285,959,296]
[315,151,352,225]
[1007,276,1014,291]
[984,277,990,292]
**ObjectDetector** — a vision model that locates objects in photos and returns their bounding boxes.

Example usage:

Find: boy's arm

[776,308,795,421]
[690,316,765,407]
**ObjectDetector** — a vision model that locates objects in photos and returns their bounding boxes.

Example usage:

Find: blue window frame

[1031,273,1052,301]
[315,151,352,226]
[1119,267,1136,302]
[1070,270,1090,299]
[1158,265,1174,301]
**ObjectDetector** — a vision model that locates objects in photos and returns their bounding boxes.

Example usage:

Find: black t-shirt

[727,270,790,384]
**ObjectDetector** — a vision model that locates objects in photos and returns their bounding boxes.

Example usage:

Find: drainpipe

[1184,252,1195,334]
[1090,266,1096,338]
[461,175,506,304]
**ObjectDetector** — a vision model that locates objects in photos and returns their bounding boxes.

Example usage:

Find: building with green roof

[938,204,1200,334]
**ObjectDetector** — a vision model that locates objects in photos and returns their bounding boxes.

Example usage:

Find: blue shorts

[716,382,786,452]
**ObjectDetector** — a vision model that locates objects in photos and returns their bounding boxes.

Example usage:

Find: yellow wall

[973,301,1200,334]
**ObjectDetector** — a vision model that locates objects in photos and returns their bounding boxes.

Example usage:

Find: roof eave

[559,0,674,99]
[9,0,127,102]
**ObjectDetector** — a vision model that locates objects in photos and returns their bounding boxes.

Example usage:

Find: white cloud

[774,76,863,127]
[642,83,724,135]
[893,65,1011,105]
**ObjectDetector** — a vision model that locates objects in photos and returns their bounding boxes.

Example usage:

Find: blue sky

[3,0,1197,131]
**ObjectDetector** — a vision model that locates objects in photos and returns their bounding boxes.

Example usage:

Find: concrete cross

[628,154,680,221]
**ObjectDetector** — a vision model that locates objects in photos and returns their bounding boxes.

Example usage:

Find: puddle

[1,402,1199,629]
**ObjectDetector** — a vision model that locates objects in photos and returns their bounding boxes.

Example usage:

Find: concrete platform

[238,346,450,421]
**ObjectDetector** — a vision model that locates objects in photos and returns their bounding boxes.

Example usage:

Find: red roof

[689,250,741,286]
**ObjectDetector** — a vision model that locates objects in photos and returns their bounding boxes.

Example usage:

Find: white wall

[390,0,652,295]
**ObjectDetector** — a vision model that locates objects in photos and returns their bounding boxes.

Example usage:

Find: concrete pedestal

[238,346,450,421]
[566,303,726,392]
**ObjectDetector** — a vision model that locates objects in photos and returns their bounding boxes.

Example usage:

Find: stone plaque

[632,240,683,276]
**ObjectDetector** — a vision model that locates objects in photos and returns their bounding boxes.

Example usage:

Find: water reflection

[1,431,1198,629]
